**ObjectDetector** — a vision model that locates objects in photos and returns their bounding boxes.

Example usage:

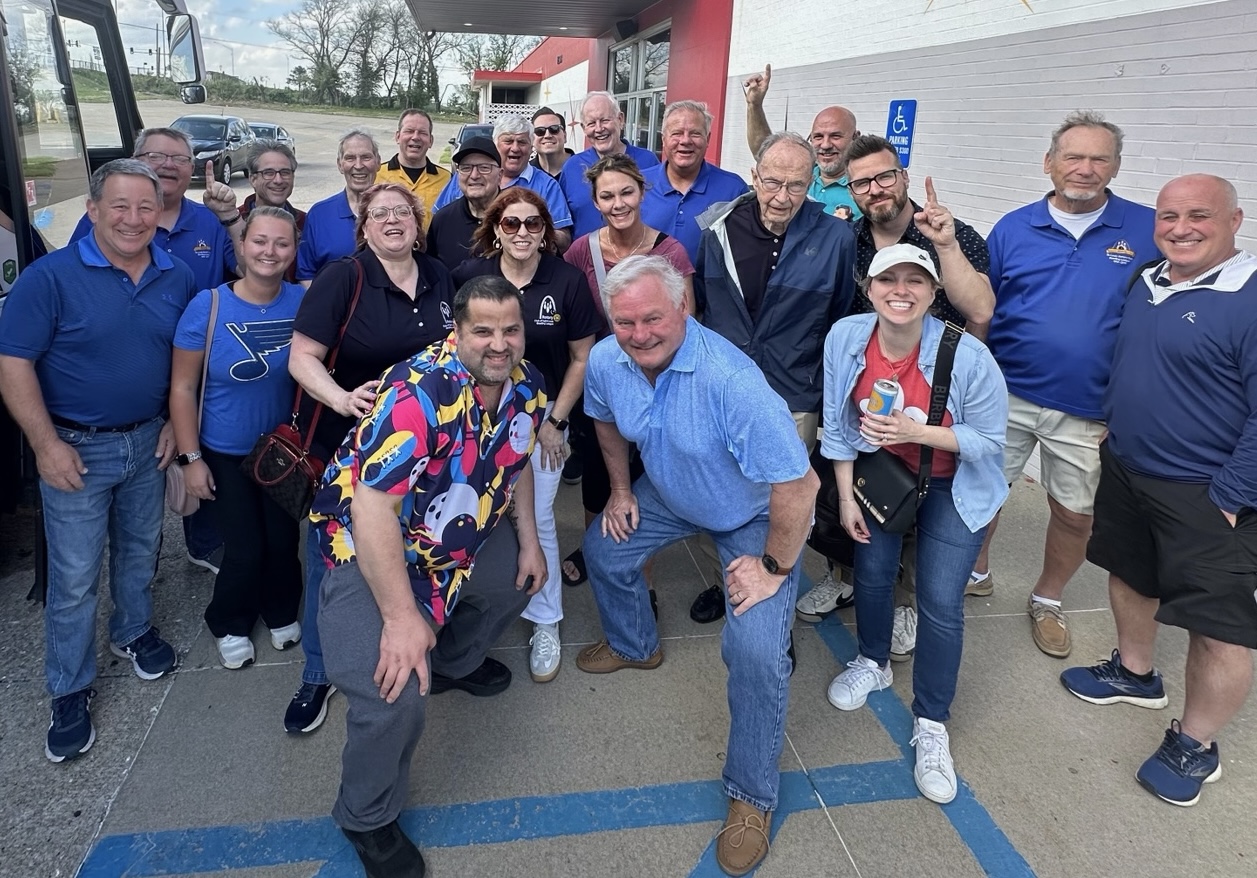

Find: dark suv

[171,114,256,184]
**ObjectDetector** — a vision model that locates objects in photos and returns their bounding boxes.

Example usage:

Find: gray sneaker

[890,605,917,662]
[795,571,854,621]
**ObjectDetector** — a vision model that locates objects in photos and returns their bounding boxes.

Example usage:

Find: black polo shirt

[723,198,782,322]
[847,201,990,325]
[452,252,601,401]
[293,247,456,460]
[427,197,483,272]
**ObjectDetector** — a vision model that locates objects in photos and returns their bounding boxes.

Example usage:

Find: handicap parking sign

[886,100,917,168]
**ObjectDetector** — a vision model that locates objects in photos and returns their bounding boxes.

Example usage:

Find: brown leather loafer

[1028,597,1071,658]
[575,641,663,674]
[715,798,771,876]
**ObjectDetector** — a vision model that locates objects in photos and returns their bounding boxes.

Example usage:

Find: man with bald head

[744,64,861,220]
[1061,174,1256,808]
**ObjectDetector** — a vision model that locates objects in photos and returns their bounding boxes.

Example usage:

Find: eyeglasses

[253,168,294,180]
[137,151,193,167]
[533,124,563,137]
[756,176,809,196]
[366,205,416,222]
[499,215,545,234]
[848,169,903,195]
[457,162,499,176]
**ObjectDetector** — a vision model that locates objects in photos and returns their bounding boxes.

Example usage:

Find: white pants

[521,425,564,626]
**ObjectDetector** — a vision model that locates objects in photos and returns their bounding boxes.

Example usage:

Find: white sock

[970,570,989,583]
[1031,594,1062,608]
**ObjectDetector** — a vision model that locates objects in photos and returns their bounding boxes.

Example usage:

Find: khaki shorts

[1002,394,1106,515]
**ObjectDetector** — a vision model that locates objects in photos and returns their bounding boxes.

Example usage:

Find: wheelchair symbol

[891,105,908,135]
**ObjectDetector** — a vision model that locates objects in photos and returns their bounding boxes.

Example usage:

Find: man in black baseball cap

[426,137,503,271]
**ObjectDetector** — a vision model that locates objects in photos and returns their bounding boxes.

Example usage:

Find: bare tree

[268,0,370,104]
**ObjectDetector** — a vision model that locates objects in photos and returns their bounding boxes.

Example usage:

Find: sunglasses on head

[499,215,545,234]
[533,124,563,136]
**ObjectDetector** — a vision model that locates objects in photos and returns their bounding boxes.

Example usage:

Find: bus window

[60,16,124,150]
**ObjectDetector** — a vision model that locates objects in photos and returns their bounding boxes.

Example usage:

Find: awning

[404,0,658,38]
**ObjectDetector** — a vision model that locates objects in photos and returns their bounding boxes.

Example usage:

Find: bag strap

[290,258,366,454]
[587,232,610,291]
[196,288,219,434]
[913,321,964,496]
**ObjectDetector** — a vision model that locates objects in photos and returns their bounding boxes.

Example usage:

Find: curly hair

[352,182,425,251]
[468,187,559,257]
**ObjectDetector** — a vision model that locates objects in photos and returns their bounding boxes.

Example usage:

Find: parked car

[248,122,296,156]
[170,114,256,184]
[447,123,493,166]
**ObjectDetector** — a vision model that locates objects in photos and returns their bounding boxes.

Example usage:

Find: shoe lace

[716,807,768,850]
[842,659,887,692]
[530,627,559,662]
[1155,721,1211,776]
[1029,601,1065,625]
[53,688,95,723]
[808,574,841,604]
[1089,650,1133,684]
[910,723,950,774]
[293,682,320,704]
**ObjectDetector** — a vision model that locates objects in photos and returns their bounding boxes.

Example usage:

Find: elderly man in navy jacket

[688,131,856,623]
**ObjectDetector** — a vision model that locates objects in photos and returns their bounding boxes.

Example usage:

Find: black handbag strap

[914,321,965,497]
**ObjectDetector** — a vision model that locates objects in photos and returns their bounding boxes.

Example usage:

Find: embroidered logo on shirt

[226,318,295,380]
[536,295,562,327]
[1182,311,1196,324]
[193,239,212,259]
[1105,240,1135,265]
[440,301,454,329]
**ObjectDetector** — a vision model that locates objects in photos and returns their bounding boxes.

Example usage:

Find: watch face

[762,554,779,575]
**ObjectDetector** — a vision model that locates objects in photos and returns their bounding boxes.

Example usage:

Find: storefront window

[608,25,669,157]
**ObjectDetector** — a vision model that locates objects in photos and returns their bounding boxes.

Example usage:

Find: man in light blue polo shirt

[640,100,748,264]
[575,255,818,877]
[975,111,1158,659]
[297,128,381,283]
[559,91,660,238]
[0,159,192,763]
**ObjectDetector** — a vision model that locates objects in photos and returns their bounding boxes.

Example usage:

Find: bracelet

[839,497,857,503]
[220,213,241,227]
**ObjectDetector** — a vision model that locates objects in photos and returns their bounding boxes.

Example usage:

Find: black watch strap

[547,414,569,431]
[761,554,792,576]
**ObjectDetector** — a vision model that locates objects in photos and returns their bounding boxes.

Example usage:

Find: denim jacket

[820,314,1009,532]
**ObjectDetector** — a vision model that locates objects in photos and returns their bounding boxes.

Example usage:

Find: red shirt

[852,329,956,477]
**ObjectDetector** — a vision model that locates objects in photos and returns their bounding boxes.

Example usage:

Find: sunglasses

[533,124,563,136]
[499,215,545,234]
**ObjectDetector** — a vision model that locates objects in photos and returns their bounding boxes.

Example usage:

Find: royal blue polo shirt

[0,234,195,425]
[641,161,749,263]
[985,191,1157,420]
[297,190,357,281]
[559,143,660,238]
[71,197,235,293]
[431,164,574,230]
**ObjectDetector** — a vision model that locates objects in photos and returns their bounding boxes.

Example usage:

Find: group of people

[0,68,1253,878]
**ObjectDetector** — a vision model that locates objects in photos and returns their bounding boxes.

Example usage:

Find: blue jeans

[852,479,985,723]
[40,418,165,698]
[300,520,329,685]
[583,474,794,812]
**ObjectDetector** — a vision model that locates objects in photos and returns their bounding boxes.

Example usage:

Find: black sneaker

[430,657,511,696]
[561,449,583,485]
[284,682,337,734]
[110,627,176,680]
[187,546,225,575]
[46,689,96,763]
[342,819,426,878]
[689,583,725,624]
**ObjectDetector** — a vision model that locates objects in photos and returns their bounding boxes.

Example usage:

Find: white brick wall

[721,0,1257,247]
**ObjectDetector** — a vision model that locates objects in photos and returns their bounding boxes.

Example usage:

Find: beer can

[868,378,899,417]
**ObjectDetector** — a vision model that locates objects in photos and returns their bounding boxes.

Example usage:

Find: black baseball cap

[453,136,501,166]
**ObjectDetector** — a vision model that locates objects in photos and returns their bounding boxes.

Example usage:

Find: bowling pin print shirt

[310,331,546,624]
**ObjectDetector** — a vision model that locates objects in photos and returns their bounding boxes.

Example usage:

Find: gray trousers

[319,521,530,831]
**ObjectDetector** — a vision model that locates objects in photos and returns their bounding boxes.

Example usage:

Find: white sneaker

[216,635,255,670]
[911,717,957,804]
[270,622,302,651]
[890,605,917,662]
[529,623,561,683]
[826,655,892,711]
[795,570,854,621]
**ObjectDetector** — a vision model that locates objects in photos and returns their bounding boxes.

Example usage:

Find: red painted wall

[513,36,592,79]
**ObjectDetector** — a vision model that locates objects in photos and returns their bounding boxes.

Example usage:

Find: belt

[51,414,149,433]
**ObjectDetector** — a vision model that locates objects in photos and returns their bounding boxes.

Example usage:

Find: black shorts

[574,404,645,516]
[1087,443,1257,649]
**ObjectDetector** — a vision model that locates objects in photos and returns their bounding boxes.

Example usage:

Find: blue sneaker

[1136,720,1221,806]
[110,627,176,681]
[1060,649,1168,709]
[46,689,96,763]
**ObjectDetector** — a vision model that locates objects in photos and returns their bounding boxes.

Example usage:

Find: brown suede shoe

[575,641,663,674]
[715,798,771,876]
[1028,597,1071,658]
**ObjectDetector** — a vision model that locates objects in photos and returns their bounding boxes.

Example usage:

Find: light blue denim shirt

[820,314,1009,532]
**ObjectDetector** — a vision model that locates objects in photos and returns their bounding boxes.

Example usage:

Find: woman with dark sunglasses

[452,188,601,685]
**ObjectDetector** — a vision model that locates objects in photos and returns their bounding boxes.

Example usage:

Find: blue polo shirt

[583,317,809,532]
[0,234,195,425]
[641,161,749,263]
[71,197,235,292]
[559,143,660,238]
[431,164,574,230]
[985,192,1157,420]
[297,190,356,281]
[807,167,861,220]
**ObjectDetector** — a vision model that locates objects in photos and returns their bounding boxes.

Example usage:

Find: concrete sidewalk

[1,477,1253,878]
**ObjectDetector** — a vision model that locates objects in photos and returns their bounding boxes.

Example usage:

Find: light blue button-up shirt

[819,314,1009,532]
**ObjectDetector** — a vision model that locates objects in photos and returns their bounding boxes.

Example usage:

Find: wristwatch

[175,451,203,466]
[546,415,569,431]
[761,554,792,576]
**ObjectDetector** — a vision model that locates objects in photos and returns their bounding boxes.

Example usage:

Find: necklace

[603,226,650,262]
[875,330,920,380]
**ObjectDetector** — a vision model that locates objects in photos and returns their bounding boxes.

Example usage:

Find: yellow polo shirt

[375,156,451,230]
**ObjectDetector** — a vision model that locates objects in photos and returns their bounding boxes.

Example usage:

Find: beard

[864,189,908,224]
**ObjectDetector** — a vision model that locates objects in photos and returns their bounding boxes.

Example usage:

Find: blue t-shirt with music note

[174,281,305,455]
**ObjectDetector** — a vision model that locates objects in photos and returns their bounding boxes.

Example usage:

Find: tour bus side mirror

[180,84,207,104]
[166,13,204,86]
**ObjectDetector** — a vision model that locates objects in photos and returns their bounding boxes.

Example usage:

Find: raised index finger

[924,176,938,207]
[205,160,214,180]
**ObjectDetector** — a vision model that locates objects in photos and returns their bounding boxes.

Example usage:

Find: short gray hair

[247,140,297,176]
[133,126,191,157]
[1049,111,1124,159]
[600,254,686,318]
[338,127,379,160]
[580,91,620,121]
[493,115,532,141]
[663,100,713,136]
[89,158,162,205]
[755,131,816,166]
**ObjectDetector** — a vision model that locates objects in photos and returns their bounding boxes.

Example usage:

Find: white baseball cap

[866,243,940,283]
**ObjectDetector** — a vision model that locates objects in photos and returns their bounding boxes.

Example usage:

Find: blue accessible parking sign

[886,99,917,168]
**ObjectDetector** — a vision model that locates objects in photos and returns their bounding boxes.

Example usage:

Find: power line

[116,19,279,51]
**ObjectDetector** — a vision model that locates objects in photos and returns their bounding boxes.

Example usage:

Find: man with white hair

[558,91,661,237]
[297,128,382,284]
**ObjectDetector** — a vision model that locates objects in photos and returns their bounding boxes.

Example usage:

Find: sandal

[562,549,588,586]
